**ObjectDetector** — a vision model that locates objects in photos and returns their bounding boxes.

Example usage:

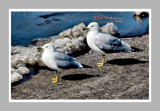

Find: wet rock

[37,20,51,26]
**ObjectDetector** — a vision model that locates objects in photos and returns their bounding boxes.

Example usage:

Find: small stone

[16,67,30,75]
[11,72,23,83]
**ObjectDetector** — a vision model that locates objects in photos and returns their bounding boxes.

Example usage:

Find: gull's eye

[91,25,94,27]
[46,46,48,48]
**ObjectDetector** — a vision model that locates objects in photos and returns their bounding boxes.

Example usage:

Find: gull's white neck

[44,48,55,53]
[87,30,99,39]
[87,30,104,53]
[42,49,58,70]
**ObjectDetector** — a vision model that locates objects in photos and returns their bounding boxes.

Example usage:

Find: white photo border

[9,9,151,102]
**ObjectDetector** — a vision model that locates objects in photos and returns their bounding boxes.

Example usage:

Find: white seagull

[86,22,133,67]
[37,43,83,83]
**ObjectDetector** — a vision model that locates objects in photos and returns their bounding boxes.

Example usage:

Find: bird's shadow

[82,64,92,68]
[131,47,143,52]
[62,74,99,81]
[107,58,148,65]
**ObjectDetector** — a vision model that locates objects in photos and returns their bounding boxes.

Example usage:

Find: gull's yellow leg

[97,55,106,67]
[51,72,59,83]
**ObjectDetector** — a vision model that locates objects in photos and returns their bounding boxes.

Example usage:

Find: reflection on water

[11,12,149,45]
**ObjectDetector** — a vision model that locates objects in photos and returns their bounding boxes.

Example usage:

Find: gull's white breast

[42,51,59,70]
[87,31,104,53]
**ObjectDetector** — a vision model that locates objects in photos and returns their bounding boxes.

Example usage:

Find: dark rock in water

[52,18,63,21]
[37,20,51,26]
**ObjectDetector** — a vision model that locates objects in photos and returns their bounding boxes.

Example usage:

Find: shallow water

[22,65,39,82]
[11,12,149,45]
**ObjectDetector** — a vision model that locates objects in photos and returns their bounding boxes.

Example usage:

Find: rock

[100,22,120,36]
[54,36,86,55]
[37,20,51,26]
[11,60,26,69]
[59,29,72,38]
[30,36,58,46]
[31,38,52,46]
[58,23,88,39]
[11,68,16,73]
[11,72,23,83]
[16,67,30,75]
[11,46,45,69]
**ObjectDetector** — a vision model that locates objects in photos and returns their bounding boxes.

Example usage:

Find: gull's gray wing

[54,51,82,69]
[54,51,77,61]
[95,33,131,53]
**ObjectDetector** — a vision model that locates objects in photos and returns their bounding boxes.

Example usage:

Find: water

[11,65,39,87]
[11,12,149,46]
[22,65,39,82]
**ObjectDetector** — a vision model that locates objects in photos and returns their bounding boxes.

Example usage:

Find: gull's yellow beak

[37,46,43,52]
[83,27,89,30]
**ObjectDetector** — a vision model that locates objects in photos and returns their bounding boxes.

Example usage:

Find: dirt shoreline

[11,34,149,100]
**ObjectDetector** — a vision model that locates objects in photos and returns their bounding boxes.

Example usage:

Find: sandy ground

[11,35,149,100]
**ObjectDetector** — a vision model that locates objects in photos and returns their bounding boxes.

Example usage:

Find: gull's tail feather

[121,41,143,53]
[121,41,132,52]
[78,63,83,68]
[74,61,83,68]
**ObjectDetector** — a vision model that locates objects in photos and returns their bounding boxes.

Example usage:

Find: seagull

[37,42,83,83]
[86,22,133,67]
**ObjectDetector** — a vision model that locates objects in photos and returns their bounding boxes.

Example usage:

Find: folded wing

[95,33,132,53]
[54,51,83,69]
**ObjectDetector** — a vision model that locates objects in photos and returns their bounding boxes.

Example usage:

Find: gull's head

[87,22,100,32]
[37,42,55,52]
